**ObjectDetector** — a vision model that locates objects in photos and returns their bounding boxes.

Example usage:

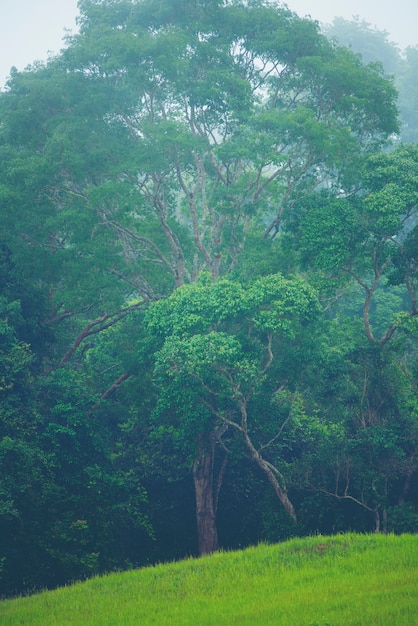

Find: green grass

[1,533,417,625]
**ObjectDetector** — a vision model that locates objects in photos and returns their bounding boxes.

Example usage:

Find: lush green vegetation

[323,16,418,143]
[1,534,417,625]
[0,0,417,599]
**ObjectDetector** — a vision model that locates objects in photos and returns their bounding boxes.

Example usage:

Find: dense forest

[1,0,417,598]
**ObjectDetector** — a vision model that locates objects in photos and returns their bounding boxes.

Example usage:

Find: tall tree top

[0,0,400,313]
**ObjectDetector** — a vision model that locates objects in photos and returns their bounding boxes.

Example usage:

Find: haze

[286,0,418,49]
[1,0,417,88]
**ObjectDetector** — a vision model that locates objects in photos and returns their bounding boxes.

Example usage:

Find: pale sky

[286,0,418,48]
[0,0,79,88]
[0,0,417,88]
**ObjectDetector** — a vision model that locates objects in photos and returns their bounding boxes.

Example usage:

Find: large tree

[0,0,403,568]
[0,0,398,319]
[145,272,320,553]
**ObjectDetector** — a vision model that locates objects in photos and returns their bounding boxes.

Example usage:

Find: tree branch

[59,302,145,366]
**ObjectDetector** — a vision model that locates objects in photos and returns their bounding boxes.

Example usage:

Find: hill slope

[1,533,417,625]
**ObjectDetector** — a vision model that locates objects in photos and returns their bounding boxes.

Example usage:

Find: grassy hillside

[1,533,417,625]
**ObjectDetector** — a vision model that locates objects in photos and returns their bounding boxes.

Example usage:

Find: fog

[0,0,417,88]
[0,0,79,88]
[286,0,418,49]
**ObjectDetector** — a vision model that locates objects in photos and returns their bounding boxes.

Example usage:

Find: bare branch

[59,302,145,366]
[101,372,132,400]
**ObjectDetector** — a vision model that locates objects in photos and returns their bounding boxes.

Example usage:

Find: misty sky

[286,0,418,48]
[1,0,418,88]
[0,0,79,87]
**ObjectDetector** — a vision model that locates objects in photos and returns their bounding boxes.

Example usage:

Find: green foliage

[0,306,32,394]
[0,342,153,598]
[387,504,418,533]
[289,315,418,532]
[0,0,399,311]
[287,144,418,343]
[323,16,418,143]
[145,271,320,527]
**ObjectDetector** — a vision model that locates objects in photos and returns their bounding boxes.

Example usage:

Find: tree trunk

[382,508,388,534]
[193,434,219,555]
[374,508,381,533]
[399,469,414,505]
